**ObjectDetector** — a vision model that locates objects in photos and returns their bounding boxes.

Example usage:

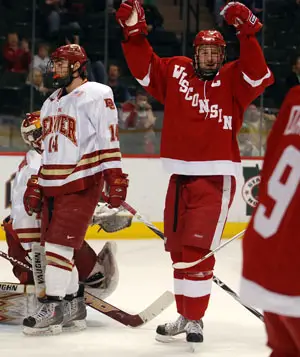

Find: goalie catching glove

[116,0,148,40]
[92,202,133,233]
[220,1,262,36]
[23,175,43,216]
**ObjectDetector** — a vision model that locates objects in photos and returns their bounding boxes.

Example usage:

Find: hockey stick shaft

[212,276,264,321]
[121,201,165,239]
[0,249,174,327]
[172,229,246,269]
[122,201,263,322]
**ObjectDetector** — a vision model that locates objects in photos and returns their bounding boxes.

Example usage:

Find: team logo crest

[242,175,261,208]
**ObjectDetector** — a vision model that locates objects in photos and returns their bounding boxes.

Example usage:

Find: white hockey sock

[45,242,74,298]
[66,265,79,296]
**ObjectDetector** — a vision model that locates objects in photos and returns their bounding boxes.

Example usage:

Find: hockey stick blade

[172,229,246,269]
[85,290,174,327]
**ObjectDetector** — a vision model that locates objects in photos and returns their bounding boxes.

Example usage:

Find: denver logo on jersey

[104,98,116,110]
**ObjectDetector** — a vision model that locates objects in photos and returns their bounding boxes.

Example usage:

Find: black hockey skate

[63,284,87,331]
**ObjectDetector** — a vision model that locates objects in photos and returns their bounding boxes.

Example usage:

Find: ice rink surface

[0,239,269,356]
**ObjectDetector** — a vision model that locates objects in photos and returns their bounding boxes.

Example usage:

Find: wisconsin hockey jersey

[39,81,122,196]
[122,34,274,177]
[240,86,300,317]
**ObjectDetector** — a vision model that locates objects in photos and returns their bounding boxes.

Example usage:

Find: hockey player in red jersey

[116,0,273,345]
[22,44,128,335]
[240,86,300,356]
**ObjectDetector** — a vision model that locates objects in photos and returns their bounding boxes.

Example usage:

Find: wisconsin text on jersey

[285,106,300,136]
[173,65,233,130]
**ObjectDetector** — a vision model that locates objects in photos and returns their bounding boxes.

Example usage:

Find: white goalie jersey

[39,82,123,196]
[11,150,42,251]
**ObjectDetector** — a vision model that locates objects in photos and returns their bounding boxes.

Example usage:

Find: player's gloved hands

[116,0,148,40]
[23,175,43,216]
[220,1,262,36]
[104,169,129,208]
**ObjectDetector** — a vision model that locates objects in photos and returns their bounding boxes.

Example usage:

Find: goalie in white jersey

[22,44,129,335]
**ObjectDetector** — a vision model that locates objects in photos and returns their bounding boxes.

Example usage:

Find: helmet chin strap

[52,63,83,89]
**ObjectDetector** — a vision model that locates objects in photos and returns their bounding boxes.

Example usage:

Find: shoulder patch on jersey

[104,98,116,110]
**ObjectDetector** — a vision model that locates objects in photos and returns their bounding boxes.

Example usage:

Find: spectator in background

[243,104,276,153]
[238,123,261,156]
[286,55,300,90]
[143,3,164,32]
[32,43,50,73]
[108,64,130,105]
[26,68,50,96]
[3,33,31,73]
[120,88,157,154]
[23,68,50,111]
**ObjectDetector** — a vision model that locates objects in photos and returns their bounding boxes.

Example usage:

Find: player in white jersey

[22,44,129,335]
[1,111,125,325]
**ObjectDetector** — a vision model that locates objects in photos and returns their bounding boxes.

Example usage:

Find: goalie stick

[121,201,264,322]
[0,250,174,327]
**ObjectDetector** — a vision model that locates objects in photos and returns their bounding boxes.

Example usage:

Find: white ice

[0,239,269,356]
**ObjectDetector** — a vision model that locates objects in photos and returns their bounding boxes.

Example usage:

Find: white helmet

[21,111,43,154]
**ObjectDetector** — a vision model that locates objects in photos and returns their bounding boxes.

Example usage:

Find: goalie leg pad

[85,241,119,300]
[0,283,37,324]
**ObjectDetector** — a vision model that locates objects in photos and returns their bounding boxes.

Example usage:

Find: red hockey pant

[264,312,300,357]
[164,175,236,321]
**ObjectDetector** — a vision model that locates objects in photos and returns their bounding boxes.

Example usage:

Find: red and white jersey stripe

[40,82,122,196]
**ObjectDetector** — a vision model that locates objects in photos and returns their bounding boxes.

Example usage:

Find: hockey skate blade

[188,342,197,353]
[137,291,174,325]
[155,334,181,343]
[62,319,87,332]
[23,324,62,336]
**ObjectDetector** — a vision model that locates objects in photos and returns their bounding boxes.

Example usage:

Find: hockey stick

[0,250,174,327]
[212,276,264,322]
[121,201,264,322]
[121,201,165,240]
[172,229,246,269]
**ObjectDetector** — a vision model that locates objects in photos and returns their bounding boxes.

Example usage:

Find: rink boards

[0,154,262,240]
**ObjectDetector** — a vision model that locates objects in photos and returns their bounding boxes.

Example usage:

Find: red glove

[220,1,262,36]
[104,169,129,208]
[116,0,148,40]
[23,175,43,216]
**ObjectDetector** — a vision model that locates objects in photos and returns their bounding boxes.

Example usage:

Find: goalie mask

[47,44,88,89]
[21,112,43,154]
[193,30,226,81]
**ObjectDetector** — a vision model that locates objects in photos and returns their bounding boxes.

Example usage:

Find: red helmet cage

[194,30,226,48]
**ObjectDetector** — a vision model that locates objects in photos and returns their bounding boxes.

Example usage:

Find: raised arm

[116,0,170,103]
[221,2,274,109]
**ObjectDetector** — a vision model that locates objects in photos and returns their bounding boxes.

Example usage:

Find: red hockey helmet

[51,44,87,65]
[21,112,43,154]
[193,30,226,80]
[48,44,88,88]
